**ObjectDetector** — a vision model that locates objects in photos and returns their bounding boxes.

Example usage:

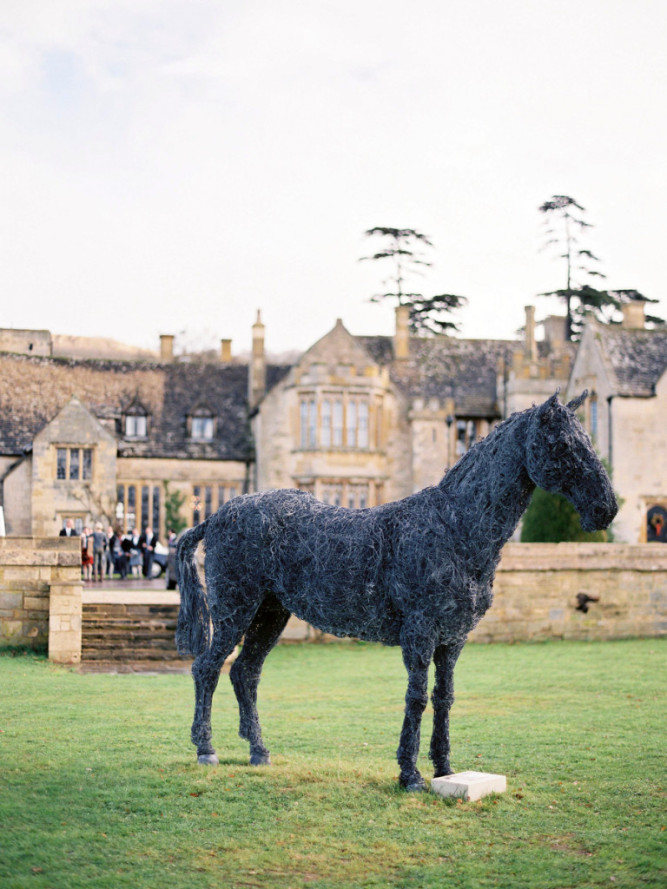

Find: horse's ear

[567,390,589,412]
[537,390,561,423]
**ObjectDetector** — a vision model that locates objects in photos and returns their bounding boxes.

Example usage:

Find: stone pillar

[48,581,83,664]
[524,306,537,362]
[220,338,232,362]
[394,305,410,360]
[249,311,266,408]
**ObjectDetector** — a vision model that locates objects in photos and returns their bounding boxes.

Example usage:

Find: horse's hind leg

[229,594,290,766]
[191,620,248,765]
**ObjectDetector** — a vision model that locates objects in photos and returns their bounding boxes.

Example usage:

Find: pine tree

[360,227,466,335]
[538,196,664,338]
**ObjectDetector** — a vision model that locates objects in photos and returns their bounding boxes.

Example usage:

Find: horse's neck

[439,414,535,555]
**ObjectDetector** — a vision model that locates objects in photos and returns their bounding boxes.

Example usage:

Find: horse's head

[525,392,618,532]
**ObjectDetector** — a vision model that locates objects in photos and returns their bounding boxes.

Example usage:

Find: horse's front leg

[429,639,465,778]
[397,635,434,791]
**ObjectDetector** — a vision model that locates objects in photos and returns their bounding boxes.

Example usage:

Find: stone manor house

[0,301,665,545]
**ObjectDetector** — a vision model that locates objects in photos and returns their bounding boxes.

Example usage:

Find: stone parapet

[470,543,667,643]
[497,542,667,572]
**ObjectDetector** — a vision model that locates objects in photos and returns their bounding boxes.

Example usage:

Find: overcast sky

[2,0,665,356]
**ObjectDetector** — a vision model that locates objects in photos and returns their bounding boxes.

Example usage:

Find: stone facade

[0,305,664,544]
[501,308,575,414]
[0,347,253,538]
[567,304,667,543]
[255,319,408,505]
[31,397,117,537]
[255,309,528,504]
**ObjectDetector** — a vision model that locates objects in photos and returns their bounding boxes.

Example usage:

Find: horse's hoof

[400,775,427,792]
[197,753,219,766]
[249,752,271,766]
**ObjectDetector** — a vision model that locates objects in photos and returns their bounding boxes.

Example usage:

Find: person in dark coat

[139,526,159,579]
[59,519,77,537]
[119,533,133,579]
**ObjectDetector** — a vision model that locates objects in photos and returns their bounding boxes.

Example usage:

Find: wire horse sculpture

[176,392,617,791]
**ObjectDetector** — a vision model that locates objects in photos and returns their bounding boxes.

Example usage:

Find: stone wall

[0,328,52,357]
[0,537,82,663]
[282,543,666,644]
[1,542,664,664]
[470,543,667,643]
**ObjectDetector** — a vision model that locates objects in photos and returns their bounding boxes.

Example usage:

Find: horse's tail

[175,518,212,657]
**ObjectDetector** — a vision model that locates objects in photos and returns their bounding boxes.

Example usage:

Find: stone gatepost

[0,537,83,663]
[48,580,83,664]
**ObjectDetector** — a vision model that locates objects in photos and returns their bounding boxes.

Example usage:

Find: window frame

[124,413,148,439]
[55,446,93,481]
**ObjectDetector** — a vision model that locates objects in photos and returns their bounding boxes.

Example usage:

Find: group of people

[60,520,159,582]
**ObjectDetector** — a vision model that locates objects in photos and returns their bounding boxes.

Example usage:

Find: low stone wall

[470,543,667,643]
[1,541,665,664]
[0,537,82,663]
[282,543,667,644]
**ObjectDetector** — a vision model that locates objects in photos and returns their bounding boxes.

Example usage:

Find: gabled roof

[0,354,258,460]
[298,318,379,371]
[596,324,667,397]
[358,335,515,416]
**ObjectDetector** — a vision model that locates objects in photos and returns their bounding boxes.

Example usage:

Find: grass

[1,639,665,888]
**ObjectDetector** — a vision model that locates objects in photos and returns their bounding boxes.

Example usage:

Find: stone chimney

[621,299,646,329]
[159,334,174,361]
[249,310,266,407]
[220,338,232,362]
[524,306,537,361]
[543,315,566,347]
[394,304,410,360]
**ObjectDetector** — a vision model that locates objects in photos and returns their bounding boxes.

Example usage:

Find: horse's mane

[438,407,529,498]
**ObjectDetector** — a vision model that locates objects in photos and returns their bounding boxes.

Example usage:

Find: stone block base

[430,771,507,802]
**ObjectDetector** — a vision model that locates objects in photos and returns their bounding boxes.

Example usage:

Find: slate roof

[359,335,516,416]
[0,353,290,459]
[598,325,667,397]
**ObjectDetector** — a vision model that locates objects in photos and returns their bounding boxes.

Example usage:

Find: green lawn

[1,640,665,888]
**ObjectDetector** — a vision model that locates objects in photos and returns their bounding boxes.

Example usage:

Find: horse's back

[203,488,404,643]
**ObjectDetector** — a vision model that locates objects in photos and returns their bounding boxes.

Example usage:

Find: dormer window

[123,395,150,439]
[125,413,147,438]
[192,416,214,441]
[188,406,216,441]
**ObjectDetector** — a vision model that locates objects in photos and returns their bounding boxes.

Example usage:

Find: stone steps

[81,602,181,662]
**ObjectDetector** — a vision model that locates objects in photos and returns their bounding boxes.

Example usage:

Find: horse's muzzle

[580,497,618,532]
